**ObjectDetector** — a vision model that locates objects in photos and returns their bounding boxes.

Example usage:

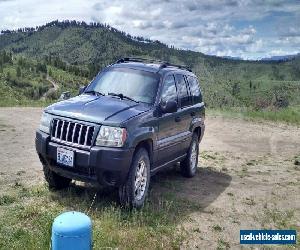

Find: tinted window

[86,68,159,104]
[187,76,202,104]
[160,75,177,103]
[175,74,191,107]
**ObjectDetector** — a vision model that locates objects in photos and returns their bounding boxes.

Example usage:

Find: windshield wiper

[84,90,105,96]
[108,92,139,103]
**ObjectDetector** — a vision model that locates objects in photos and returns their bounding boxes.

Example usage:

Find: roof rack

[158,62,192,72]
[115,57,192,72]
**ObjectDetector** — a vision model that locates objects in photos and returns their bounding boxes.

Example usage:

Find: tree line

[1,20,163,46]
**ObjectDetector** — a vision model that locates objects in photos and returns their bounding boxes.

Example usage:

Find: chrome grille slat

[84,126,90,146]
[55,120,59,138]
[78,125,83,144]
[51,119,95,148]
[60,121,65,140]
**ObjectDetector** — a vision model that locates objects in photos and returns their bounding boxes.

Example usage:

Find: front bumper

[36,130,133,187]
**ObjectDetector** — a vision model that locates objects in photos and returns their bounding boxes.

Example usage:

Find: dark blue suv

[36,58,205,208]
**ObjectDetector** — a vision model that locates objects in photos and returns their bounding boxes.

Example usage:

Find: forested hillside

[0,20,299,122]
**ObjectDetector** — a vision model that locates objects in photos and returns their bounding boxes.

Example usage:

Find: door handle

[175,116,181,122]
[191,111,196,117]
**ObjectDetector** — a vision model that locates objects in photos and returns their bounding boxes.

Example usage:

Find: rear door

[156,74,181,166]
[186,75,205,137]
[174,74,193,155]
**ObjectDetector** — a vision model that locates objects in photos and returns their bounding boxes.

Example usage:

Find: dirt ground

[0,107,299,249]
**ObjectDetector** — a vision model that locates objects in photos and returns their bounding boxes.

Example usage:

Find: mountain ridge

[0,19,288,65]
[260,53,300,62]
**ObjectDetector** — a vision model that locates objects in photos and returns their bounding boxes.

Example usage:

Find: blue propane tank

[52,211,92,250]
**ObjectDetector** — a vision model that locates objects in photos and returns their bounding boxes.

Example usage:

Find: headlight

[96,126,127,147]
[39,112,52,134]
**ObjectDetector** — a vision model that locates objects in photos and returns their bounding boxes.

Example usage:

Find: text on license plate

[57,148,74,167]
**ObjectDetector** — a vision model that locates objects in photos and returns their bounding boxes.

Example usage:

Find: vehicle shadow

[50,165,231,224]
[150,165,232,210]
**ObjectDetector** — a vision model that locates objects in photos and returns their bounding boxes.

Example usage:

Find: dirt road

[41,76,59,100]
[0,107,299,249]
[0,108,43,187]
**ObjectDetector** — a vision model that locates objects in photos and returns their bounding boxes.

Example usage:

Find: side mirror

[160,100,177,113]
[79,86,86,95]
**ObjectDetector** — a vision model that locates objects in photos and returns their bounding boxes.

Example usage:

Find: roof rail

[158,62,192,72]
[115,57,164,64]
[115,57,192,72]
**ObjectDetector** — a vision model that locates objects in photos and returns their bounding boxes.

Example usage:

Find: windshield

[85,68,159,104]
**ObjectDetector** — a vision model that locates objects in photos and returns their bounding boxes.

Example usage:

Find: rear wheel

[119,148,150,209]
[180,133,199,177]
[43,163,71,190]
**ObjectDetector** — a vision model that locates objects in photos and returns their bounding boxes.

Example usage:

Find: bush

[45,89,59,100]
[254,96,271,110]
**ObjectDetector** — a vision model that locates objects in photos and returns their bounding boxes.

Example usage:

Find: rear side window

[175,74,191,107]
[160,75,177,103]
[187,76,202,104]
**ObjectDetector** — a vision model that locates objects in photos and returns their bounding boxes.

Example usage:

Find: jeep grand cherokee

[36,57,205,208]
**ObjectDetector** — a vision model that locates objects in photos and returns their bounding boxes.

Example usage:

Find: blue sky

[0,0,299,59]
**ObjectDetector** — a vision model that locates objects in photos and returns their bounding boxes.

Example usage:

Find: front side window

[86,68,159,104]
[160,75,177,104]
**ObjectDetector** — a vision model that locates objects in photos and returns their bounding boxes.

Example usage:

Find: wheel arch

[134,139,153,167]
[193,126,202,141]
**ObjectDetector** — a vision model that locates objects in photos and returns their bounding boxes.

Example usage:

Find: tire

[180,133,199,178]
[43,163,71,190]
[119,148,151,209]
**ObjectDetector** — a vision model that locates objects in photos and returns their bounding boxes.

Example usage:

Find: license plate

[57,148,74,167]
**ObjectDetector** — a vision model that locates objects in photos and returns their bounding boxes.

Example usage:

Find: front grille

[51,119,95,148]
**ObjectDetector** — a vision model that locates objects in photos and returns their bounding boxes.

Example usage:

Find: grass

[252,207,300,247]
[208,106,300,125]
[245,107,300,125]
[217,239,230,250]
[0,183,202,249]
[212,225,223,232]
[261,208,295,229]
[0,194,16,205]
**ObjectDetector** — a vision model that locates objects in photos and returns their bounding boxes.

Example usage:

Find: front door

[156,74,181,166]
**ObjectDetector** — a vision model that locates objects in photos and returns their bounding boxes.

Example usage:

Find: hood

[45,94,150,124]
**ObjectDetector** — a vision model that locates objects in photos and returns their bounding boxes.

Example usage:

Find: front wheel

[119,148,150,209]
[180,133,199,177]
